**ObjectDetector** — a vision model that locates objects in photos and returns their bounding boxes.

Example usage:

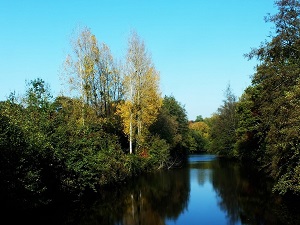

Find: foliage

[195,115,204,122]
[117,31,162,153]
[0,81,55,207]
[209,85,238,157]
[150,95,189,159]
[63,26,123,118]
[0,30,191,210]
[213,0,300,195]
[241,0,300,195]
[187,116,211,153]
[188,120,210,152]
[234,86,263,162]
[0,79,129,208]
[147,135,170,169]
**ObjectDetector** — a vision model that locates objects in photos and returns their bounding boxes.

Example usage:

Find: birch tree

[117,31,162,154]
[94,43,123,117]
[63,26,123,122]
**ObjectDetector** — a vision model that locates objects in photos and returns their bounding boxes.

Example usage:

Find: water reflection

[77,154,300,225]
[186,155,300,225]
[210,159,300,225]
[11,154,300,225]
[77,167,190,225]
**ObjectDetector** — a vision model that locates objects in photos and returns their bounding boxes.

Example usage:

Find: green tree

[195,115,204,122]
[150,95,189,159]
[244,0,300,194]
[0,79,55,208]
[209,85,238,157]
[234,86,262,162]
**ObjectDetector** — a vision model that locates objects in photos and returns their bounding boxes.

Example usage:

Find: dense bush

[0,78,191,209]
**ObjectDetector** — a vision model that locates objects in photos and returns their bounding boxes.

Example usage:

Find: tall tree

[234,86,262,162]
[63,26,123,121]
[244,0,300,194]
[64,27,97,102]
[209,85,238,156]
[93,43,123,117]
[117,31,162,154]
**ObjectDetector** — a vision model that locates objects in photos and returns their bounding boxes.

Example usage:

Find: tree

[117,31,162,154]
[0,79,56,208]
[188,120,210,152]
[63,26,123,121]
[63,27,98,104]
[93,43,123,117]
[244,0,300,194]
[150,95,189,158]
[209,85,238,156]
[195,115,204,122]
[24,78,52,110]
[234,86,262,162]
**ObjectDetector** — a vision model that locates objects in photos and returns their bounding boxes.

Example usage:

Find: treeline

[0,29,198,209]
[208,0,300,196]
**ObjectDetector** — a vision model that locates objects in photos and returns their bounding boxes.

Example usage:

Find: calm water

[9,154,300,225]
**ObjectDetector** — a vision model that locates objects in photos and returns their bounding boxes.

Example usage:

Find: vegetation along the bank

[0,29,198,209]
[208,0,300,196]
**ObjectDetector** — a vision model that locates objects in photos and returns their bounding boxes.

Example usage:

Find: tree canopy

[208,0,300,195]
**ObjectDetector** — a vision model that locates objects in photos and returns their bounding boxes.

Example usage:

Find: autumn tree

[188,119,210,152]
[93,43,123,117]
[63,26,123,122]
[117,31,162,154]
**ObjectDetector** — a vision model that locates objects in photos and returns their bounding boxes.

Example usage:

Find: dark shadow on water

[209,158,300,225]
[2,154,300,225]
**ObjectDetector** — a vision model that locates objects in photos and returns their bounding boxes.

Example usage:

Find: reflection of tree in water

[190,161,213,186]
[75,167,190,225]
[211,160,241,225]
[209,159,300,225]
[196,169,207,186]
[121,168,190,225]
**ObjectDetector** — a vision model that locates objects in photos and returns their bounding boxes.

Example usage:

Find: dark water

[7,154,300,224]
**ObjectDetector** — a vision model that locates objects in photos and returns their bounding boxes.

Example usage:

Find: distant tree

[209,85,238,156]
[195,115,204,122]
[24,78,52,110]
[188,120,210,152]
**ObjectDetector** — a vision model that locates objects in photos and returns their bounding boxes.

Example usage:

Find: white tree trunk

[129,109,133,154]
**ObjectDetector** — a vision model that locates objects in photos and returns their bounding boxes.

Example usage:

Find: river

[10,154,300,225]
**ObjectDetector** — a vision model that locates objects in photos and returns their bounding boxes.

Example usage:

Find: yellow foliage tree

[189,121,210,139]
[62,26,123,123]
[117,31,162,154]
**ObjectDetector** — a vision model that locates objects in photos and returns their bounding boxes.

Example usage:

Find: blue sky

[0,1,277,119]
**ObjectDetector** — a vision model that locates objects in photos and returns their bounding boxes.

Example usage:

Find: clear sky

[0,0,277,120]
